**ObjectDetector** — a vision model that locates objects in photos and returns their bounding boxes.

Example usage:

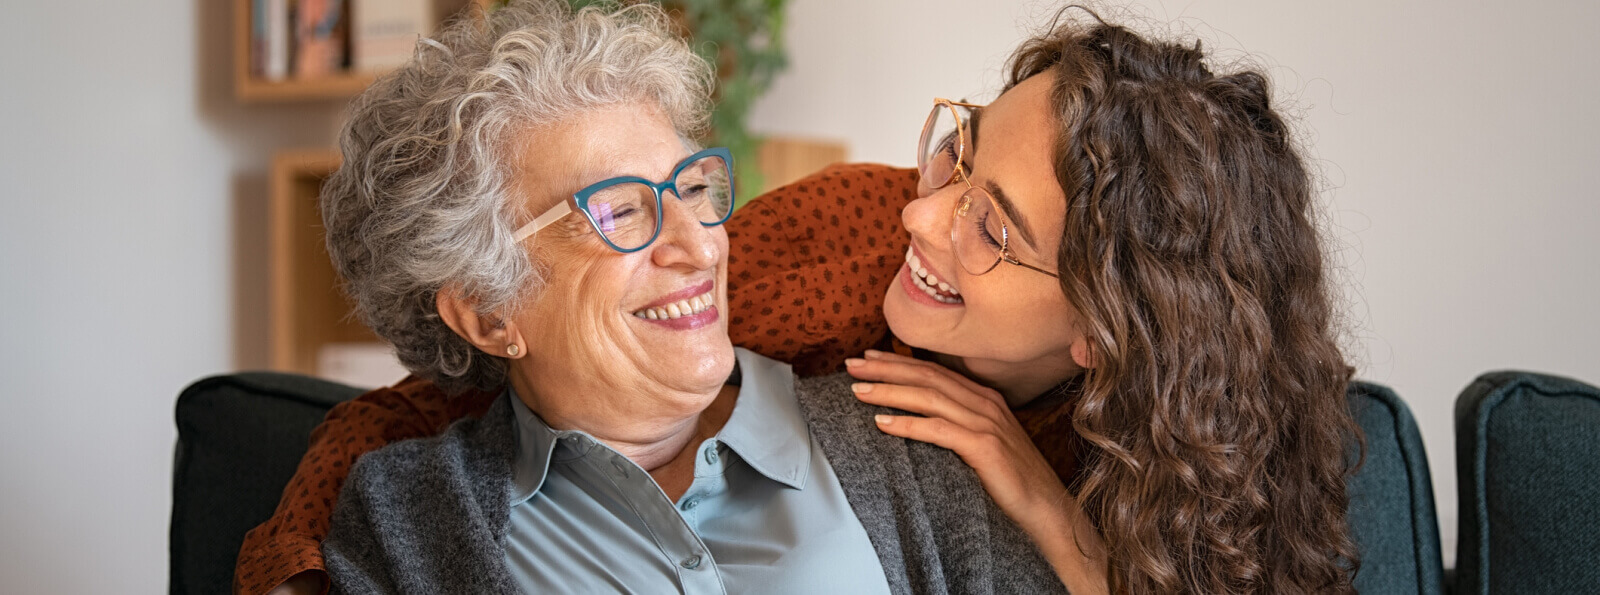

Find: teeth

[632,289,717,320]
[904,246,961,301]
[910,268,962,304]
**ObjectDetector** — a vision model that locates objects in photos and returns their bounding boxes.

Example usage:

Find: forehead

[973,73,1067,251]
[512,103,688,211]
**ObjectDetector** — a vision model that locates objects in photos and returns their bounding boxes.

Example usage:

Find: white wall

[0,0,336,592]
[0,1,1594,591]
[750,0,1600,567]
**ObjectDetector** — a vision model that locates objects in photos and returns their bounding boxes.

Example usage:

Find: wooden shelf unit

[234,0,487,103]
[269,138,846,377]
[269,149,375,375]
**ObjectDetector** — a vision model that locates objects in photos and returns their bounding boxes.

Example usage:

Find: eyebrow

[984,180,1039,248]
[967,107,1040,249]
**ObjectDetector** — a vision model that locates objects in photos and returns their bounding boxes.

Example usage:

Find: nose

[649,192,720,270]
[901,183,957,255]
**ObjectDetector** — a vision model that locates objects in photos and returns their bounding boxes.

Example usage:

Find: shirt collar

[506,347,810,505]
[716,347,811,490]
[507,390,562,506]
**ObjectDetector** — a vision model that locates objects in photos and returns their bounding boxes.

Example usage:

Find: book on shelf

[252,0,291,80]
[352,0,435,72]
[250,0,438,84]
[295,0,348,78]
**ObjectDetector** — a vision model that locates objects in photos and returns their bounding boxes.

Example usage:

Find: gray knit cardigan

[324,372,1068,595]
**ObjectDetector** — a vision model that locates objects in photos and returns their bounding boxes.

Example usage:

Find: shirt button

[681,555,703,570]
[703,446,719,465]
[680,497,699,511]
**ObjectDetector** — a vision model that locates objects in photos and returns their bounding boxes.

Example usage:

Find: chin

[695,339,737,383]
[666,332,737,390]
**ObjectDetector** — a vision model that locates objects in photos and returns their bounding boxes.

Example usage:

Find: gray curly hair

[322,0,715,393]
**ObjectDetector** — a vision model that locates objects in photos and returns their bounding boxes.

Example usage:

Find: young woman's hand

[846,349,1107,595]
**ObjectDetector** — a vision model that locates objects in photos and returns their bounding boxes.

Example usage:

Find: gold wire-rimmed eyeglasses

[918,98,1058,278]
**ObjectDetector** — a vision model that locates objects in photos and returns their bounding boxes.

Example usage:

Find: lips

[632,280,716,320]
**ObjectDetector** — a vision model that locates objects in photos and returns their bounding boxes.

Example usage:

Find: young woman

[240,9,1358,595]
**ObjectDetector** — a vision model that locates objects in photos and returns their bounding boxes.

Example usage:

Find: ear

[1069,336,1099,370]
[436,287,525,359]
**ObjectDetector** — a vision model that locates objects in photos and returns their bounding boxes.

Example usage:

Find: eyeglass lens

[582,154,734,251]
[952,189,1007,275]
[918,103,964,193]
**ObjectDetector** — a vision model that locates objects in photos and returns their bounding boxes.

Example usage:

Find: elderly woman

[310,1,1064,593]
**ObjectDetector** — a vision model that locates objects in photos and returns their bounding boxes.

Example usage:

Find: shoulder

[338,394,515,510]
[791,372,964,476]
[792,372,890,455]
[793,372,875,424]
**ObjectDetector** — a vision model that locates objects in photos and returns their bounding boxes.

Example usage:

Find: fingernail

[852,382,873,394]
[864,349,883,359]
[845,358,865,367]
[875,415,892,426]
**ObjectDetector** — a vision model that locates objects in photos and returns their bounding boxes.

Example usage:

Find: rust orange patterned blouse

[233,163,1080,594]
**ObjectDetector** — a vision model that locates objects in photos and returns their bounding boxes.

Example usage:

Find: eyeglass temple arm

[512,200,573,243]
[934,97,986,109]
[1003,253,1060,278]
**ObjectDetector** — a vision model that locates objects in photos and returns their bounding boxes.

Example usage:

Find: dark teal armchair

[170,374,1448,594]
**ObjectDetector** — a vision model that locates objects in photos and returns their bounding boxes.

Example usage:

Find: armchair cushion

[1454,371,1600,595]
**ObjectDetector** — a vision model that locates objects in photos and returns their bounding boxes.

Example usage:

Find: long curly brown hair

[1007,13,1362,594]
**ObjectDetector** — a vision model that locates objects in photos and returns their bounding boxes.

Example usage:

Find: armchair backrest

[169,372,360,595]
[170,373,1448,594]
[1346,381,1447,595]
[1454,371,1600,595]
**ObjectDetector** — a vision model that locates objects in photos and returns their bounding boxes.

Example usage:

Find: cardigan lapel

[794,373,950,595]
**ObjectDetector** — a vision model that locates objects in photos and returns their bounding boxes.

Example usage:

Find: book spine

[265,0,289,80]
[251,0,267,77]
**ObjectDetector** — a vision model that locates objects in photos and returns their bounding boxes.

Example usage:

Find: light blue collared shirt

[503,348,892,594]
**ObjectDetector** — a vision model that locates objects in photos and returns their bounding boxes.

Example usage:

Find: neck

[934,351,1080,407]
[509,372,738,473]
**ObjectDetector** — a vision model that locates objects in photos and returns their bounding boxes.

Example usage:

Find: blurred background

[1,0,1596,591]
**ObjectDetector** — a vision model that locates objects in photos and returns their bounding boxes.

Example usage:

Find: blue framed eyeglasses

[511,147,736,253]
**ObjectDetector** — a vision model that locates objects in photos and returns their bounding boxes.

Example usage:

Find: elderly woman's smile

[631,279,718,325]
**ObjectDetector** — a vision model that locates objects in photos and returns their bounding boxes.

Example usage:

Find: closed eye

[976,211,1003,249]
[678,183,710,198]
